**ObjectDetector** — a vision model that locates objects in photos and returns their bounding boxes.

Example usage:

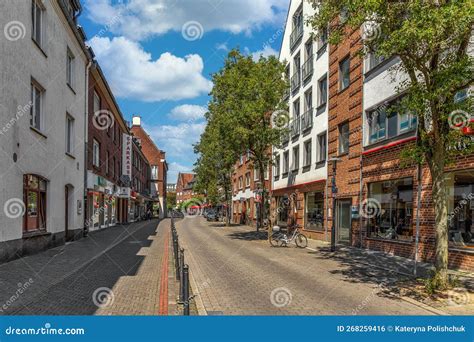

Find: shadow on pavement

[226,230,268,241]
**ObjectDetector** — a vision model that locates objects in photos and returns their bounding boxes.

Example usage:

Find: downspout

[358,154,363,248]
[83,60,92,237]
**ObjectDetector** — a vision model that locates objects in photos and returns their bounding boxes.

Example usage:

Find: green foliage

[167,192,176,210]
[194,49,289,223]
[422,271,460,295]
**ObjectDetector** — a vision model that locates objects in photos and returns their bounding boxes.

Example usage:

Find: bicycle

[270,223,308,248]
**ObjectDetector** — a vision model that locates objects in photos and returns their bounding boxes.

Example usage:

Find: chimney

[132,115,141,127]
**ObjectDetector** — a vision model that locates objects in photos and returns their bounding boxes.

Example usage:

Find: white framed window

[365,50,386,73]
[32,0,44,47]
[338,123,349,154]
[303,139,312,167]
[66,48,75,88]
[283,151,289,175]
[274,155,280,178]
[93,90,100,114]
[317,132,327,163]
[318,75,328,107]
[292,145,299,171]
[151,165,159,180]
[65,114,74,155]
[317,26,328,51]
[93,139,100,167]
[239,176,243,189]
[30,81,44,131]
[245,172,250,188]
[339,56,350,91]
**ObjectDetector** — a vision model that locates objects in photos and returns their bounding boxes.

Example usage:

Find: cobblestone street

[0,219,171,315]
[176,217,435,315]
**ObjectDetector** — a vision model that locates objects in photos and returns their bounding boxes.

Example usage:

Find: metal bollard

[173,237,179,279]
[183,264,190,316]
[179,248,185,300]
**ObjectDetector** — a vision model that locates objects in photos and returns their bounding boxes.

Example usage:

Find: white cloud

[145,122,206,168]
[168,162,193,183]
[85,0,289,41]
[216,42,229,51]
[248,45,279,61]
[168,104,207,121]
[88,36,212,102]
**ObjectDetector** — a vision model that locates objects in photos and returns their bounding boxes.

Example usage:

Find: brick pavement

[0,219,174,315]
[176,217,437,315]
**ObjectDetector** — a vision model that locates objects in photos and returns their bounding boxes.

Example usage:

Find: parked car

[206,211,219,222]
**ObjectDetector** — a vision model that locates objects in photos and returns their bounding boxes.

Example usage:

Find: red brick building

[86,62,130,230]
[176,173,195,205]
[232,153,271,228]
[129,137,151,221]
[131,116,168,218]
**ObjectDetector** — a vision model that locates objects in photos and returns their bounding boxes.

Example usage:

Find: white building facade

[272,0,329,239]
[0,0,91,262]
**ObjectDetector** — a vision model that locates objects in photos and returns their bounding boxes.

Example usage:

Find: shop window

[277,196,289,225]
[23,174,47,232]
[305,192,324,231]
[366,178,414,241]
[446,171,474,247]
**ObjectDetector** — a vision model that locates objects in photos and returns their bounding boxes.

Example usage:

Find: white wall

[0,0,88,241]
[273,0,328,191]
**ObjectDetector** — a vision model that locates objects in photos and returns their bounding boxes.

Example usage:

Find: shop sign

[122,134,132,179]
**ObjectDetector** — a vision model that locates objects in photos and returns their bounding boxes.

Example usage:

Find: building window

[292,145,299,171]
[338,122,349,154]
[32,0,44,47]
[317,132,327,163]
[318,75,328,107]
[93,91,100,114]
[446,170,474,247]
[304,88,312,112]
[151,165,158,180]
[65,114,74,155]
[239,176,243,190]
[283,151,289,176]
[66,48,75,88]
[31,82,43,131]
[365,100,417,145]
[303,139,311,167]
[245,172,251,188]
[305,192,324,231]
[277,196,289,225]
[274,155,280,179]
[240,155,244,165]
[93,139,100,167]
[24,174,47,232]
[317,26,328,51]
[366,50,386,73]
[367,178,414,241]
[339,56,350,91]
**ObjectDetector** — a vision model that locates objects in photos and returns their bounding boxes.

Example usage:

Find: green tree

[167,192,176,210]
[207,49,289,231]
[308,0,473,287]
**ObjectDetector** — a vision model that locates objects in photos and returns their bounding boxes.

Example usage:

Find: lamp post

[329,157,341,252]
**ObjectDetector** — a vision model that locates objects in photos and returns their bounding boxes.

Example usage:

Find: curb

[188,268,208,316]
[400,296,448,316]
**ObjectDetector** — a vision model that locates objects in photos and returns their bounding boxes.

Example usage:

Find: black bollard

[183,264,190,316]
[179,248,185,300]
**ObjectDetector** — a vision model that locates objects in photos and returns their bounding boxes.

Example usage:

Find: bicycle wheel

[295,233,308,248]
[269,233,283,247]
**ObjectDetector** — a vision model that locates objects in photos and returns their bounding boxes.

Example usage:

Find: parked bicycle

[270,223,308,248]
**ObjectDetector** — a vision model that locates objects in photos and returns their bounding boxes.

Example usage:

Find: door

[336,200,351,244]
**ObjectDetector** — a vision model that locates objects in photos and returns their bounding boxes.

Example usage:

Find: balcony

[290,24,303,50]
[301,56,313,82]
[301,108,313,132]
[290,72,301,93]
[290,118,300,138]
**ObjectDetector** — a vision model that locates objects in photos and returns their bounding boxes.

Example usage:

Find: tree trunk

[223,173,231,227]
[428,143,449,287]
[258,162,266,233]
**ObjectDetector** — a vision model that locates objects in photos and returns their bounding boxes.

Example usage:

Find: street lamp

[328,157,341,252]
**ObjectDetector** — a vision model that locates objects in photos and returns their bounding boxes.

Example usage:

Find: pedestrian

[147,208,152,220]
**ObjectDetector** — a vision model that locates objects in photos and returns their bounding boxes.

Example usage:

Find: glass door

[337,200,351,244]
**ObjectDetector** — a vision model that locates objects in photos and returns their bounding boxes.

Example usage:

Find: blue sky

[79,0,290,183]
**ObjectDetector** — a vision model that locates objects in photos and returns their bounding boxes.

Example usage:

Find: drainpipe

[83,60,92,237]
[414,162,422,276]
[358,154,363,248]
